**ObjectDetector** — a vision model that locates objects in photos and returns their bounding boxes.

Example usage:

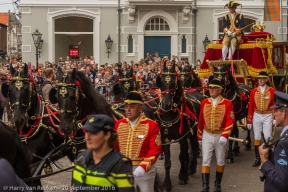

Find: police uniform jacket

[0,158,32,192]
[114,115,162,172]
[261,129,288,192]
[222,12,245,31]
[197,96,234,140]
[247,86,276,124]
[72,149,134,192]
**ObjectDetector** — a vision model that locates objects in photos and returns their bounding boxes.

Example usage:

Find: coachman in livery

[247,71,276,167]
[222,1,244,60]
[197,78,235,192]
[114,91,162,191]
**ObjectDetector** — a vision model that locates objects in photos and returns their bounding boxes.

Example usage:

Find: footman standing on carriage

[259,91,288,192]
[197,78,235,192]
[247,71,276,167]
[222,1,244,60]
[114,91,162,192]
[72,114,135,192]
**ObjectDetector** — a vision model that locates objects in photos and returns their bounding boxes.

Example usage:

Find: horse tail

[0,122,31,179]
[154,172,164,192]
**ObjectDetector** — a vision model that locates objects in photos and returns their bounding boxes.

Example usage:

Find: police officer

[259,91,288,192]
[72,114,134,192]
[197,78,235,192]
[222,1,244,60]
[114,91,162,192]
[247,71,276,167]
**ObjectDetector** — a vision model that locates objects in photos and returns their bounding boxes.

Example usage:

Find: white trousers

[202,130,227,166]
[252,112,273,141]
[222,44,236,60]
[133,165,156,192]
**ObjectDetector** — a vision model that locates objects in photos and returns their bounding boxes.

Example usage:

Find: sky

[0,1,16,13]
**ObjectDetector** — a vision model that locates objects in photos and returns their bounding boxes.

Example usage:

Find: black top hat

[209,78,223,89]
[258,71,269,78]
[224,1,242,8]
[124,90,143,105]
[81,114,115,133]
[270,91,288,109]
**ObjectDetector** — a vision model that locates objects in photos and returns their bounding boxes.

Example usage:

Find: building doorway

[144,36,171,60]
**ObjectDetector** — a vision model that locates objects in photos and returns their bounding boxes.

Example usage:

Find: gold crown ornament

[251,22,266,32]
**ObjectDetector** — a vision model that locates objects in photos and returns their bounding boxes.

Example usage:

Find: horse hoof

[233,152,239,156]
[162,183,172,192]
[178,179,188,185]
[159,155,164,160]
[226,158,234,164]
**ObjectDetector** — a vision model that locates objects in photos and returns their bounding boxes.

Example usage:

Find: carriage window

[145,17,170,31]
[128,35,133,53]
[182,36,187,53]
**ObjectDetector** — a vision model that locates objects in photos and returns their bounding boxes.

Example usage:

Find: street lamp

[32,29,42,70]
[105,35,113,58]
[202,35,211,53]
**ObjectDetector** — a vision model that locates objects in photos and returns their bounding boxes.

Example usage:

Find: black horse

[50,69,116,137]
[211,63,252,163]
[179,65,202,89]
[1,64,77,191]
[156,60,198,191]
[112,67,158,120]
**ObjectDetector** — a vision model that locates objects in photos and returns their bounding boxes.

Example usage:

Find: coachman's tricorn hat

[124,91,143,104]
[209,78,223,89]
[257,71,269,78]
[224,1,242,8]
[270,91,288,109]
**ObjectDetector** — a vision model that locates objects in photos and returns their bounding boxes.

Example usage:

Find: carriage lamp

[32,29,43,70]
[105,35,113,58]
[202,35,211,53]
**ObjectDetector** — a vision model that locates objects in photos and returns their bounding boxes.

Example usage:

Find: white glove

[273,120,276,126]
[247,124,252,130]
[231,32,236,37]
[219,136,228,145]
[133,166,145,177]
[226,30,232,36]
[198,140,202,146]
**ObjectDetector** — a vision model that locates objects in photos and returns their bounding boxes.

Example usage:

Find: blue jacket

[261,129,288,192]
[222,12,245,31]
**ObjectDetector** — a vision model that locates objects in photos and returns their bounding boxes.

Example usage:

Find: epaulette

[280,133,288,141]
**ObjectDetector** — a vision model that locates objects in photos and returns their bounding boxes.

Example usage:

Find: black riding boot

[201,173,210,192]
[214,171,223,192]
[252,146,261,167]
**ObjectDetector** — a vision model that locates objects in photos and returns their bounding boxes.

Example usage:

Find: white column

[137,33,144,61]
[171,34,178,57]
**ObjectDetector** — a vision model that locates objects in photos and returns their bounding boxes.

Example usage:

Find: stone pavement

[41,128,280,192]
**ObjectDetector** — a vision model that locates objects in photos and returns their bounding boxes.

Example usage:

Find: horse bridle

[9,74,34,112]
[57,72,79,115]
[159,71,180,112]
[119,77,135,90]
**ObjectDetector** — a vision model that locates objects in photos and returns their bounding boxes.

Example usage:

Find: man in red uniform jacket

[114,90,162,192]
[197,78,234,192]
[247,71,276,167]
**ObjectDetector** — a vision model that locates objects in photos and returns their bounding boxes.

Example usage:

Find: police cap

[270,91,288,109]
[124,90,143,105]
[81,114,115,133]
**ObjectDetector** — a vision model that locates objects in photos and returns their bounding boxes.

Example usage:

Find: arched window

[128,35,133,53]
[182,36,187,53]
[218,17,256,39]
[145,17,170,31]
